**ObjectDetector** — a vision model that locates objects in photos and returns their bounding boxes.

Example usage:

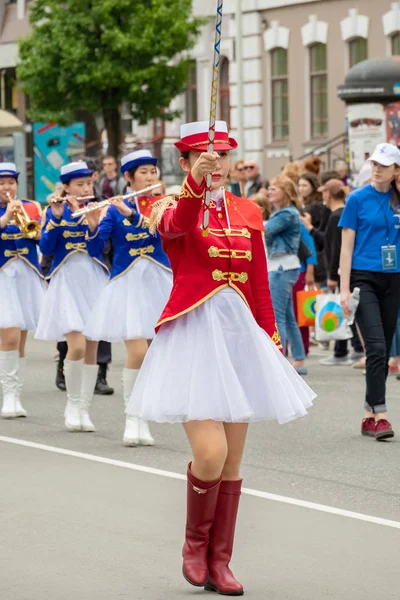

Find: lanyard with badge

[381,195,398,271]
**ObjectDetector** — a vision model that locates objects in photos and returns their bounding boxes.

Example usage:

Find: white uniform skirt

[35,253,108,342]
[84,259,173,342]
[0,259,45,331]
[126,288,316,424]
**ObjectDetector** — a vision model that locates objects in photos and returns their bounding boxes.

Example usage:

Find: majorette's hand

[51,201,64,220]
[191,152,219,186]
[66,195,79,213]
[110,195,133,217]
[85,203,102,231]
[5,199,21,221]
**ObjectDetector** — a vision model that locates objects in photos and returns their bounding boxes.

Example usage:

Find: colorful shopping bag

[315,293,353,342]
[296,288,322,328]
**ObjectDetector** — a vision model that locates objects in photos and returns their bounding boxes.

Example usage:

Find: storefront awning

[0,109,23,135]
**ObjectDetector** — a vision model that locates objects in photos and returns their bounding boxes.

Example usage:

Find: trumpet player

[0,162,45,419]
[35,161,109,432]
[84,150,173,446]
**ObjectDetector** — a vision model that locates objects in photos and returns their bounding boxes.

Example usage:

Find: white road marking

[1,435,399,530]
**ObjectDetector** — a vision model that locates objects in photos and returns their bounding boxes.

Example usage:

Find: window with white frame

[383,3,400,56]
[270,48,289,141]
[309,43,328,139]
[348,37,368,67]
[392,31,400,55]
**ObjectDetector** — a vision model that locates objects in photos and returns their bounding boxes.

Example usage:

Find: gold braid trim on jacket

[149,195,178,235]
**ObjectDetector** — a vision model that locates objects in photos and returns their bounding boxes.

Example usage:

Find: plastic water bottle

[347,287,360,325]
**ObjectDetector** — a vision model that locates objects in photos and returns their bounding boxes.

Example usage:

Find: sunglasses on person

[236,167,244,172]
[244,165,256,170]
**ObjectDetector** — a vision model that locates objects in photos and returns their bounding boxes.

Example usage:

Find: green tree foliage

[17,0,203,157]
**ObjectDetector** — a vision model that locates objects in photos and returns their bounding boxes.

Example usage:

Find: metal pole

[236,0,244,151]
[202,0,224,235]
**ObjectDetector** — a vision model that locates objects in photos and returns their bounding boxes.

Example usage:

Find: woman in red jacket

[126,121,315,596]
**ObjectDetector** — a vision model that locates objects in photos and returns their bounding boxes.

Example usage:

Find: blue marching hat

[121,150,158,174]
[0,162,19,179]
[60,161,94,183]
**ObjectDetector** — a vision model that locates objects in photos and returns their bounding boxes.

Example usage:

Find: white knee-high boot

[64,359,83,431]
[122,368,140,446]
[0,350,19,419]
[139,417,154,446]
[80,364,97,432]
[15,356,27,418]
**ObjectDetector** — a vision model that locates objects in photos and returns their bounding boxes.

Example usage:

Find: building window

[185,60,197,123]
[270,48,289,141]
[349,37,368,67]
[309,43,328,139]
[392,32,400,56]
[219,57,230,128]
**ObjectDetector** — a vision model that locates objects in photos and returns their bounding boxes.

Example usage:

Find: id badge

[382,245,397,271]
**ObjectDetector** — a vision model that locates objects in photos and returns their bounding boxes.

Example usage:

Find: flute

[49,195,96,205]
[71,184,162,217]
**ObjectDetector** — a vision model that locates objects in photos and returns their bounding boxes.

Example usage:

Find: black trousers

[57,341,112,365]
[351,270,400,413]
[334,324,363,358]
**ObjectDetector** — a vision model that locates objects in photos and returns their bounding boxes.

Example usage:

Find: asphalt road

[1,338,399,600]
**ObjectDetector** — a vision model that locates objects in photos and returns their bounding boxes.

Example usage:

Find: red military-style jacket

[155,171,282,352]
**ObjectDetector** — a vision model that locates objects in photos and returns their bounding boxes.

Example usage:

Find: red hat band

[175,130,238,153]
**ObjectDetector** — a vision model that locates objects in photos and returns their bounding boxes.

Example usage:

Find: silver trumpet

[71,184,162,218]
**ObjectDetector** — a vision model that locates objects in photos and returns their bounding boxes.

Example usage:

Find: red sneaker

[374,419,394,441]
[361,417,376,437]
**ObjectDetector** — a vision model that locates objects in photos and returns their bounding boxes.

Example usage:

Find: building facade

[2,1,400,182]
[135,0,400,181]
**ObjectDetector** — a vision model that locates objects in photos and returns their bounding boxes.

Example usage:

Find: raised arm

[159,172,205,238]
[86,206,115,257]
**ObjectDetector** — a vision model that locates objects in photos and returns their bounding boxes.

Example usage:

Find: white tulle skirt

[84,259,173,342]
[126,288,316,424]
[0,259,45,331]
[35,253,108,341]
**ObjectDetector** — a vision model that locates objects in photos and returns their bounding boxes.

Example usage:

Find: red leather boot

[205,479,244,596]
[182,463,221,587]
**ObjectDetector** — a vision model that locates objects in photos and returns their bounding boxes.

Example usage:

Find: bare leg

[183,420,228,481]
[19,331,28,358]
[0,328,21,352]
[65,331,86,361]
[85,339,98,365]
[124,338,149,369]
[222,423,249,480]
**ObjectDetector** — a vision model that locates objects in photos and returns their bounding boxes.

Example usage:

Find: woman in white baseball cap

[339,142,400,441]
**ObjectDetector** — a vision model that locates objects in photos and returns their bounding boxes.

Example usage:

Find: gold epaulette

[149,195,178,235]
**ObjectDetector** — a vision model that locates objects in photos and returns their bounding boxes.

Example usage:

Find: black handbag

[297,238,312,263]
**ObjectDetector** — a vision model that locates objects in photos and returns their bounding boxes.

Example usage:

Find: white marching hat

[369,143,400,167]
[175,120,238,152]
[121,150,158,174]
[0,162,19,178]
[60,161,93,183]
